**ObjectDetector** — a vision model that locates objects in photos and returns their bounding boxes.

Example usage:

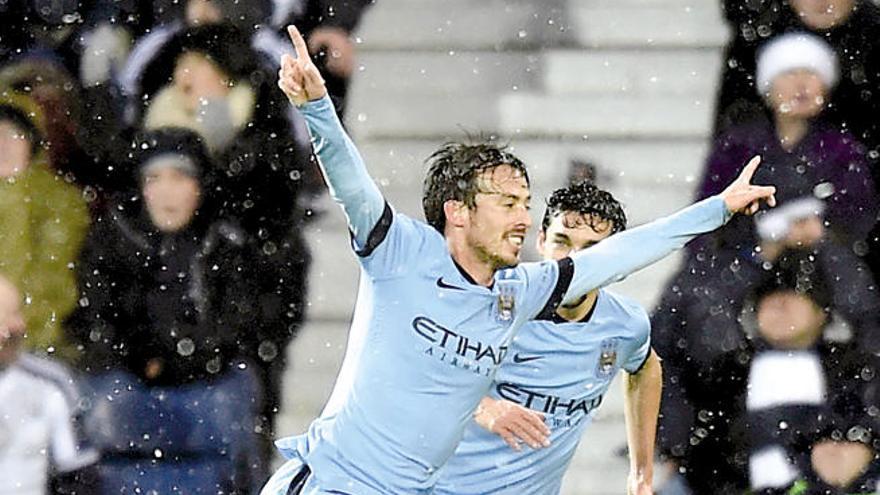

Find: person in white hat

[694,31,877,256]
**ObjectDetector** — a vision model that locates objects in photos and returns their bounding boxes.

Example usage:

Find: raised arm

[562,156,776,305]
[278,25,384,247]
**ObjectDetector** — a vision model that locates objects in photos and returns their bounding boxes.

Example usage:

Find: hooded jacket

[66,129,261,385]
[135,24,312,348]
[0,89,90,359]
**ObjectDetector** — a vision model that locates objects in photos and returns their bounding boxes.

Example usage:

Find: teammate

[263,25,776,495]
[434,182,660,495]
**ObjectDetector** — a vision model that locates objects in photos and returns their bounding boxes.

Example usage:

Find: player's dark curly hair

[422,141,530,233]
[541,181,627,234]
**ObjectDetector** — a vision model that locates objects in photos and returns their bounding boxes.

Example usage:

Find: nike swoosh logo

[512,354,543,364]
[436,277,466,291]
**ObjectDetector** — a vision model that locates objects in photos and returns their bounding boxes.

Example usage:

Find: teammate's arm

[473,397,550,451]
[623,350,661,495]
[278,25,385,247]
[560,156,776,305]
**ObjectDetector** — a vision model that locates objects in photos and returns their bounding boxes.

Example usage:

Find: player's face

[0,280,26,365]
[768,69,828,120]
[464,165,531,269]
[142,167,202,233]
[756,291,826,349]
[538,212,614,261]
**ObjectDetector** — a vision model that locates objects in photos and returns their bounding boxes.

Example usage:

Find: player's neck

[447,238,495,287]
[556,290,599,322]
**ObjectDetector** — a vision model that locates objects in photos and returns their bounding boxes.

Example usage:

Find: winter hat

[752,248,832,311]
[756,32,839,95]
[134,128,211,181]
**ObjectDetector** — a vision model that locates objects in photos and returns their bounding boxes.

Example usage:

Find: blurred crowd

[654,1,880,494]
[4,0,880,494]
[0,0,370,492]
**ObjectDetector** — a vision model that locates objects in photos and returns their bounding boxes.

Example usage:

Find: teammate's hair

[541,181,627,234]
[422,141,530,233]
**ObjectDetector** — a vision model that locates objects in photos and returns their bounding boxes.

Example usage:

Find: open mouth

[506,233,525,248]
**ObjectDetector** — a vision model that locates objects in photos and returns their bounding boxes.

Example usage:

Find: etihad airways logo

[412,316,509,377]
[497,382,603,419]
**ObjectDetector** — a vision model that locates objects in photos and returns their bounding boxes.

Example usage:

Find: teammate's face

[538,212,614,261]
[142,167,202,233]
[0,279,26,365]
[464,165,531,269]
[756,291,826,349]
[767,69,828,120]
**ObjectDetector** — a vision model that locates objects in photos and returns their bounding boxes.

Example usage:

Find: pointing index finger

[287,25,309,60]
[737,155,762,184]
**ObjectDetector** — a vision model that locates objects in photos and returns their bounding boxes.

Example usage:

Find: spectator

[796,419,880,494]
[744,249,880,494]
[654,208,880,493]
[0,56,125,197]
[0,88,90,359]
[271,0,374,118]
[0,274,102,494]
[119,0,278,100]
[0,1,153,83]
[134,23,312,460]
[696,32,877,255]
[716,0,880,170]
[66,128,263,492]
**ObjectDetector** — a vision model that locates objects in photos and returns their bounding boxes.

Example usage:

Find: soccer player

[434,182,660,495]
[264,26,776,495]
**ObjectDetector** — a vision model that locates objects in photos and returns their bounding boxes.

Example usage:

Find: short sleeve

[517,258,573,322]
[355,205,439,278]
[622,308,652,374]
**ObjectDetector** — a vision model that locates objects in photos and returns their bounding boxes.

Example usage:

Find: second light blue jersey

[434,289,651,495]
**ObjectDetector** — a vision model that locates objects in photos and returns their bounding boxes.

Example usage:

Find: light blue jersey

[434,289,650,495]
[262,96,729,495]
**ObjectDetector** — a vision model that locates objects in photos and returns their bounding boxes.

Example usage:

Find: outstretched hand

[720,155,777,215]
[278,25,328,107]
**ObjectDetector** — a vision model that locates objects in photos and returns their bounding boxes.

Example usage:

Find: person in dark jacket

[742,249,880,494]
[695,32,877,256]
[68,128,259,384]
[715,0,880,173]
[66,127,264,492]
[654,223,880,493]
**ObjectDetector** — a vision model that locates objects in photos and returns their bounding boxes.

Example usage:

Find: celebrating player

[434,182,660,495]
[263,25,776,495]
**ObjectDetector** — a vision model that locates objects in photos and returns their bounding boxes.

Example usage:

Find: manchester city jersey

[265,95,730,495]
[284,204,571,495]
[434,289,650,495]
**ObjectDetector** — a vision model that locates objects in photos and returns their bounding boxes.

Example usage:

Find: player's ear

[443,200,468,228]
[536,229,546,256]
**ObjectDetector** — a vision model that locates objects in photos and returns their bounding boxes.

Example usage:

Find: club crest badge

[596,338,619,378]
[495,276,518,322]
